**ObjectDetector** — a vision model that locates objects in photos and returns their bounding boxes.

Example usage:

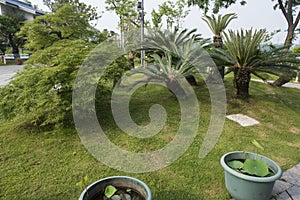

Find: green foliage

[227,158,269,177]
[0,15,22,54]
[43,0,100,21]
[187,0,246,13]
[0,39,94,127]
[126,28,210,97]
[243,158,269,177]
[76,175,88,190]
[1,79,300,199]
[202,13,237,36]
[211,28,300,97]
[151,0,190,29]
[105,185,117,198]
[105,0,139,29]
[227,160,244,170]
[292,46,300,53]
[251,139,264,151]
[18,3,100,52]
[101,56,132,88]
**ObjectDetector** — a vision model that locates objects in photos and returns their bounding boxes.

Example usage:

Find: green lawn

[1,78,300,200]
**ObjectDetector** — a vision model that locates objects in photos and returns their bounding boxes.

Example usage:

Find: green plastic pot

[79,176,152,200]
[220,151,282,200]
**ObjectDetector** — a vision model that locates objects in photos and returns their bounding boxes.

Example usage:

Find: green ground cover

[1,78,300,200]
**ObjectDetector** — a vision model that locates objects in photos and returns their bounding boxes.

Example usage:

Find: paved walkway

[0,65,24,86]
[272,164,300,200]
[252,79,300,90]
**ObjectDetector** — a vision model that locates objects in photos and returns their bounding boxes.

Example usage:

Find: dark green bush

[0,39,94,127]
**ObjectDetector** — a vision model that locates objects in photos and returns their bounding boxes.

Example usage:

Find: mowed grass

[1,78,300,200]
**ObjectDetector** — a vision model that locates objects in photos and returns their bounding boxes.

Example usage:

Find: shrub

[0,39,94,127]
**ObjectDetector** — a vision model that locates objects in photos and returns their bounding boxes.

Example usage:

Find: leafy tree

[151,0,190,30]
[105,0,140,68]
[188,0,300,86]
[43,0,99,21]
[188,0,299,48]
[202,13,237,79]
[105,0,139,27]
[0,16,22,54]
[212,29,299,98]
[272,0,300,48]
[105,0,139,49]
[187,0,246,13]
[0,2,110,128]
[18,4,100,52]
[0,39,94,127]
[271,0,300,86]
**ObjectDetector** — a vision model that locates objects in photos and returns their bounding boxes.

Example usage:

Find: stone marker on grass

[226,114,260,127]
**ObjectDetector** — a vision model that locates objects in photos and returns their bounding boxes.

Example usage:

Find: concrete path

[252,79,300,90]
[0,65,24,86]
[272,163,300,200]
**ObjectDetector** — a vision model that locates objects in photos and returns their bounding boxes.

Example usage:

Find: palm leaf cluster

[202,13,237,36]
[138,28,211,78]
[219,29,266,67]
[212,28,300,97]
[124,28,212,97]
[214,29,299,75]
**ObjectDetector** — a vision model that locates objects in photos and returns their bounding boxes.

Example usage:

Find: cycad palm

[127,28,210,97]
[213,29,299,98]
[203,13,237,79]
[202,13,237,48]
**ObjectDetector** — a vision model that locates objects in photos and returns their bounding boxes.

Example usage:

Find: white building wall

[0,3,35,20]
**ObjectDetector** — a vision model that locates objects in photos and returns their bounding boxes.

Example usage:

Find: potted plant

[79,176,152,200]
[220,140,282,200]
[15,58,23,65]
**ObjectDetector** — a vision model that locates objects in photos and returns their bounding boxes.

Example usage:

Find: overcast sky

[29,0,300,44]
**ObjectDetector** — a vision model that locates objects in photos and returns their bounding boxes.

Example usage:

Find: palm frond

[202,13,237,36]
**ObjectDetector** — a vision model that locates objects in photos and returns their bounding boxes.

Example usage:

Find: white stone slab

[226,114,260,127]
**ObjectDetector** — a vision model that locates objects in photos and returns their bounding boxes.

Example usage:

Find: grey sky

[30,0,299,44]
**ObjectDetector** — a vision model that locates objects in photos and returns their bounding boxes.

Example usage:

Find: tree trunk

[296,70,300,83]
[273,75,292,86]
[273,0,300,86]
[234,67,251,99]
[213,35,223,48]
[8,34,19,55]
[127,51,135,68]
[284,25,295,49]
[213,35,225,80]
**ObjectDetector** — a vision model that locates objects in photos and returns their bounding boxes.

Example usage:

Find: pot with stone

[79,176,152,200]
[220,151,282,200]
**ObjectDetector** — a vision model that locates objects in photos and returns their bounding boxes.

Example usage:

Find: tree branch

[294,10,300,29]
[287,0,293,22]
[278,0,292,25]
[48,30,62,39]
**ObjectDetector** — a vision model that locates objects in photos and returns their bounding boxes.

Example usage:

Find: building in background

[0,0,43,20]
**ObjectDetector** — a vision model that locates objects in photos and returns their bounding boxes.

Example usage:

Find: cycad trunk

[213,35,223,48]
[214,35,225,80]
[234,67,251,98]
